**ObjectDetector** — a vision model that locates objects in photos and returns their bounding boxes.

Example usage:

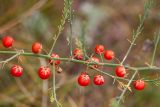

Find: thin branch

[48,0,72,55]
[1,50,160,72]
[80,22,89,59]
[151,31,160,66]
[117,70,138,105]
[121,0,153,65]
[0,50,24,68]
[51,65,62,107]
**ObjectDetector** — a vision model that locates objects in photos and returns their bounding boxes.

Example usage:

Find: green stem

[52,65,61,107]
[80,22,89,59]
[48,0,72,55]
[121,0,152,65]
[1,50,160,71]
[151,32,160,66]
[1,50,160,84]
[121,37,137,65]
[117,70,138,105]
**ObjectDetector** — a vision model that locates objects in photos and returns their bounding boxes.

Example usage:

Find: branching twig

[117,70,138,105]
[121,0,153,65]
[80,22,89,59]
[48,0,72,55]
[0,50,24,68]
[1,50,160,72]
[50,65,62,107]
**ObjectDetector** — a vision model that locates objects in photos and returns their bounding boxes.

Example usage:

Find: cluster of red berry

[1,36,145,91]
[74,45,145,91]
[74,45,114,86]
[1,36,61,80]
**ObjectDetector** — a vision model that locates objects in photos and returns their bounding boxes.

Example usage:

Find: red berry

[2,36,14,48]
[10,65,23,77]
[133,80,145,90]
[95,45,104,54]
[49,53,61,65]
[104,50,115,60]
[32,42,42,54]
[38,66,51,79]
[73,48,83,60]
[78,72,90,86]
[90,56,100,68]
[115,66,126,77]
[93,75,104,85]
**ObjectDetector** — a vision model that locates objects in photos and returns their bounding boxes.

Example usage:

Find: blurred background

[0,0,160,107]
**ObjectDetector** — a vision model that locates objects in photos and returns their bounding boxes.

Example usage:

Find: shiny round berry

[95,45,104,54]
[2,36,14,48]
[104,50,115,60]
[90,56,100,68]
[78,73,90,86]
[10,65,23,77]
[38,66,51,79]
[73,48,83,60]
[32,42,42,54]
[49,53,60,65]
[133,80,145,90]
[93,75,104,85]
[115,66,126,77]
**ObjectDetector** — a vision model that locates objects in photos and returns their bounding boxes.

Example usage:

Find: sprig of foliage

[49,0,72,55]
[68,0,73,56]
[117,0,153,106]
[121,0,153,65]
[117,70,138,105]
[80,22,89,59]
